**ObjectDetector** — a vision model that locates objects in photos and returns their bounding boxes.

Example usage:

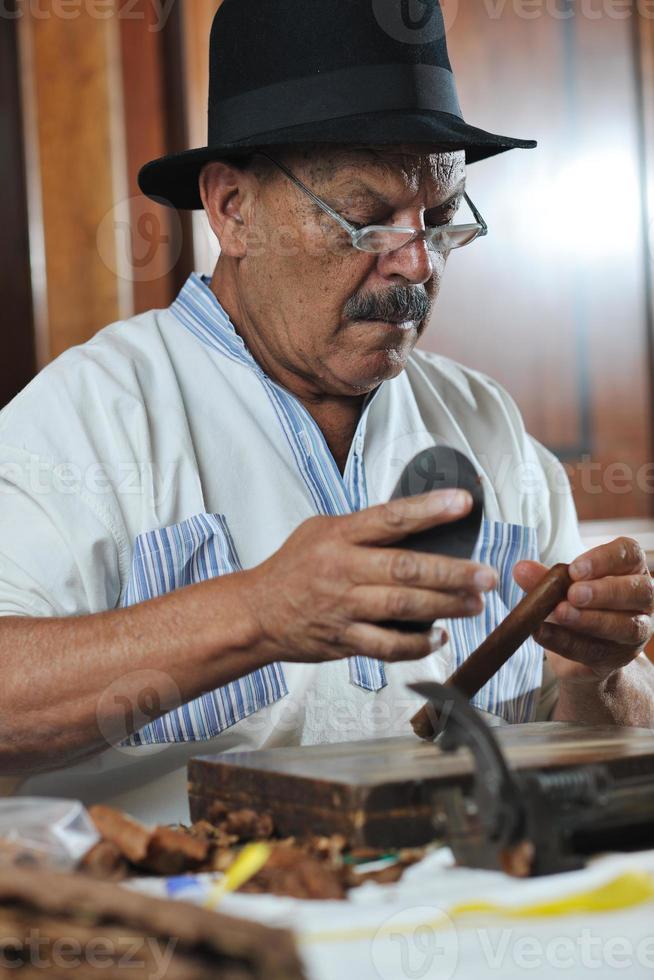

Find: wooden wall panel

[180,0,222,275]
[14,1,194,367]
[182,0,221,151]
[119,0,176,312]
[22,9,128,361]
[636,13,654,409]
[574,15,651,521]
[119,0,194,312]
[428,7,652,521]
[0,13,37,408]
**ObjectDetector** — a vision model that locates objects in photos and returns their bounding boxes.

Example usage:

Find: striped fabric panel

[260,378,387,692]
[259,375,350,517]
[170,273,253,369]
[120,513,288,745]
[443,519,544,724]
[342,429,388,692]
[344,434,368,514]
[169,274,387,692]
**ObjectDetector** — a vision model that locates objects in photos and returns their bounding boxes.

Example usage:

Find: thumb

[513,559,549,594]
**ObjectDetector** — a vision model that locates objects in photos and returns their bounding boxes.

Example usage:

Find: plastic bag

[0,797,99,870]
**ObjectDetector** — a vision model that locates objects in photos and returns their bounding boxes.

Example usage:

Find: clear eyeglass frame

[257,151,488,255]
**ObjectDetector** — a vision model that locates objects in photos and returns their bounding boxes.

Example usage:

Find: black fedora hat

[139,0,536,210]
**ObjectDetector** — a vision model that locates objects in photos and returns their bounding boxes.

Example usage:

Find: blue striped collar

[170,273,261,371]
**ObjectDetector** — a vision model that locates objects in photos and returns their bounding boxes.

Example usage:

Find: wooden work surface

[188,725,654,848]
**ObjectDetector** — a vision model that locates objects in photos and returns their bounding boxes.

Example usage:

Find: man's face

[232,145,465,396]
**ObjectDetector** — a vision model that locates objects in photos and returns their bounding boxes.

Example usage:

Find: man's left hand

[513,537,654,684]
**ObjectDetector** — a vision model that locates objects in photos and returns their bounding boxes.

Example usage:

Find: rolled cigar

[88,804,152,864]
[411,563,572,740]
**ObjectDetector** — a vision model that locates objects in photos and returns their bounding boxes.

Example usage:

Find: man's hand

[244,489,498,666]
[513,537,654,685]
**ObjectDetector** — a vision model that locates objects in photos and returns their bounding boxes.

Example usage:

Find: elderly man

[2,0,654,823]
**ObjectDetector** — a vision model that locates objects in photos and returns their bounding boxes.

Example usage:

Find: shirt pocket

[443,519,544,724]
[119,513,288,745]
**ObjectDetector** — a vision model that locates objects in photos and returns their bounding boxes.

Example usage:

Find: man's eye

[425,208,459,228]
[347,208,394,229]
[346,218,374,231]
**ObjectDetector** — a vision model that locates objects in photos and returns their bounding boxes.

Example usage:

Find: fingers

[549,569,654,651]
[567,573,654,614]
[342,489,473,546]
[535,622,637,672]
[512,559,548,593]
[569,536,648,581]
[346,585,485,624]
[341,622,440,663]
[547,603,653,649]
[516,562,654,615]
[349,546,497,594]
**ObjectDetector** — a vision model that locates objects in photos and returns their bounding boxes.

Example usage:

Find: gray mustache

[344,287,431,323]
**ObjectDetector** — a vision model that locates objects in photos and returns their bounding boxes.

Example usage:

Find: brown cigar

[411,563,572,740]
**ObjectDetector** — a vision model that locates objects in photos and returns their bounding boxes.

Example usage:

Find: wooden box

[188,724,654,848]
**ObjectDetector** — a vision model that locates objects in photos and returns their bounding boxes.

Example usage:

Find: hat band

[208,63,462,145]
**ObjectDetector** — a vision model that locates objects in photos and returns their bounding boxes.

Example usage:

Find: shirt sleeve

[0,323,151,620]
[0,445,124,618]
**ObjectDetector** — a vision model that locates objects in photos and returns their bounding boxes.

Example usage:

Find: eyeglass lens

[354,225,483,254]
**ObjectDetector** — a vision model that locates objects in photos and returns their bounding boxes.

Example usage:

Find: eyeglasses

[258,152,488,255]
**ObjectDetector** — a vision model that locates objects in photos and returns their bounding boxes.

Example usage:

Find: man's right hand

[244,489,498,665]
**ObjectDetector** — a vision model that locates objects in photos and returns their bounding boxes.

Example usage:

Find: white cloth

[126,848,654,980]
[0,275,585,823]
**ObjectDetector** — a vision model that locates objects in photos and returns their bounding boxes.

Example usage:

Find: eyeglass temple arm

[464,192,488,236]
[257,152,358,235]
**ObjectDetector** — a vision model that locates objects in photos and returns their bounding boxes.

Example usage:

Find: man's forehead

[292,144,465,198]
[351,144,464,169]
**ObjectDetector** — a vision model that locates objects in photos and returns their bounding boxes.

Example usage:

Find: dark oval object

[384,446,484,633]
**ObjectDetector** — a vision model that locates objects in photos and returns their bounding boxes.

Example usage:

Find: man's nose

[375,234,435,286]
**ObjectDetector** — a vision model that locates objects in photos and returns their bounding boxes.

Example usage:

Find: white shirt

[0,274,584,824]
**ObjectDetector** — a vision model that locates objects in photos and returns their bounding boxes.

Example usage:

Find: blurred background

[2,0,654,548]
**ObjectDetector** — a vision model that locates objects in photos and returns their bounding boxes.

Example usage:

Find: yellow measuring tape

[449,871,654,919]
[301,871,654,945]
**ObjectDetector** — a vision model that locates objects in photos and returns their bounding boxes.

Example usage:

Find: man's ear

[199,161,250,258]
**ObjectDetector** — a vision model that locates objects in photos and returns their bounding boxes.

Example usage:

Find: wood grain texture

[26,10,125,358]
[119,0,193,312]
[119,0,175,313]
[180,0,222,274]
[424,8,652,521]
[181,0,221,152]
[636,11,654,467]
[0,12,37,408]
[17,14,49,370]
[189,725,654,847]
[636,12,654,663]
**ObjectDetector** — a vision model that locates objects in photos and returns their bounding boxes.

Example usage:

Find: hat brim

[138,110,536,210]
